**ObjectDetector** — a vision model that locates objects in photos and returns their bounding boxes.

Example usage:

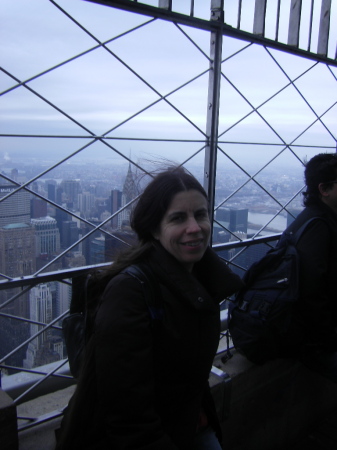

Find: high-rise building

[0,223,36,279]
[11,168,18,182]
[47,183,56,203]
[0,185,31,227]
[54,281,71,320]
[78,192,95,218]
[111,189,122,229]
[61,179,81,209]
[31,216,61,257]
[216,207,248,233]
[56,186,63,205]
[30,197,48,219]
[24,283,57,369]
[28,284,53,348]
[118,164,138,229]
[61,221,79,250]
[0,223,36,368]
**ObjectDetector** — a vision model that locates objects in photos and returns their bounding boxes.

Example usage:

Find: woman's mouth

[181,239,203,247]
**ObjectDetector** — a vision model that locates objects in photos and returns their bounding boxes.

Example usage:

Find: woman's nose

[186,216,201,233]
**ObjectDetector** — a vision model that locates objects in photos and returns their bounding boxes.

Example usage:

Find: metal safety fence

[0,0,336,432]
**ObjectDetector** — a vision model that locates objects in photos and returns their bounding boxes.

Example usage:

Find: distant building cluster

[0,163,139,370]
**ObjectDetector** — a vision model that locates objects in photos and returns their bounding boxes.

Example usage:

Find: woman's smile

[153,190,211,272]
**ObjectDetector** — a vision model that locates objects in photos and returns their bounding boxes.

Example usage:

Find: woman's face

[153,189,211,272]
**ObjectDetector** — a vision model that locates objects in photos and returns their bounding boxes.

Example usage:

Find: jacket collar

[146,242,242,309]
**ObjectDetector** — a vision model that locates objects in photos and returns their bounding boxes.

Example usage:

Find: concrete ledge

[2,360,75,406]
[0,388,18,450]
[211,350,337,450]
[16,351,337,449]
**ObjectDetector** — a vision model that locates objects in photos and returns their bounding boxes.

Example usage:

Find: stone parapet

[0,388,18,450]
[211,350,337,449]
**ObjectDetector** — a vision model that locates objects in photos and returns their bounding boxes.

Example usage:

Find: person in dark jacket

[285,153,337,381]
[56,166,243,450]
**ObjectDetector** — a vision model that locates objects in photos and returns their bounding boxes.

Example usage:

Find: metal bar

[0,312,69,364]
[212,233,281,251]
[237,0,242,29]
[204,0,224,243]
[288,0,302,47]
[13,359,69,405]
[85,0,337,67]
[158,0,172,9]
[307,0,314,51]
[253,0,267,36]
[190,0,194,17]
[266,47,336,141]
[317,0,331,56]
[18,410,64,432]
[275,0,281,41]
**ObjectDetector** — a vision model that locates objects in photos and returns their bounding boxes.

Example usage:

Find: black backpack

[228,217,321,365]
[62,263,162,379]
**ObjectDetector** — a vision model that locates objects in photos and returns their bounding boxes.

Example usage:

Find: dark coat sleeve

[296,219,337,349]
[94,274,178,450]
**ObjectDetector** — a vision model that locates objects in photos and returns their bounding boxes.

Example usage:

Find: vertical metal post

[288,0,302,47]
[317,0,331,56]
[253,0,267,36]
[158,0,172,10]
[204,0,223,245]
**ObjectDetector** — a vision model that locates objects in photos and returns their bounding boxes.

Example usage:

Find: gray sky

[1,0,336,170]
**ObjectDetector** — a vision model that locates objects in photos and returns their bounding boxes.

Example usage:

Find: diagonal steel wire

[0,312,62,331]
[1,44,214,203]
[49,0,209,136]
[265,47,336,141]
[218,60,319,139]
[215,97,336,235]
[1,3,219,203]
[0,285,36,310]
[215,48,336,214]
[175,22,211,61]
[0,18,156,97]
[13,358,69,405]
[0,310,69,364]
[0,363,71,380]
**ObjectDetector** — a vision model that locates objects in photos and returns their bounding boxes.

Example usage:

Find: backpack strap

[123,263,163,326]
[278,216,326,248]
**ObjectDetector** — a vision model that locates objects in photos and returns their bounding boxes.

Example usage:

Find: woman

[56,166,243,450]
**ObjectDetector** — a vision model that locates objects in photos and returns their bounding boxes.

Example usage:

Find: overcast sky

[1,0,336,171]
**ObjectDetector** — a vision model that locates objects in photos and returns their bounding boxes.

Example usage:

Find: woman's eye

[171,214,184,222]
[196,211,208,219]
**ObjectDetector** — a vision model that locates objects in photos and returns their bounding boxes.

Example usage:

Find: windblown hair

[303,153,337,207]
[98,165,208,279]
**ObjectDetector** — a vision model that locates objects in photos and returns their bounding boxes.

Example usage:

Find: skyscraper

[111,189,122,229]
[0,223,36,368]
[24,283,57,369]
[0,185,30,227]
[0,223,36,279]
[118,163,138,229]
[31,216,61,257]
[30,197,48,219]
[61,179,81,210]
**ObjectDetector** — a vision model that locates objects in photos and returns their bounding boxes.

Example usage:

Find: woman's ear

[152,229,159,240]
[318,183,330,197]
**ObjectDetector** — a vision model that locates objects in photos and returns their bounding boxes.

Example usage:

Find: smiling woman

[153,189,211,272]
[55,165,243,450]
